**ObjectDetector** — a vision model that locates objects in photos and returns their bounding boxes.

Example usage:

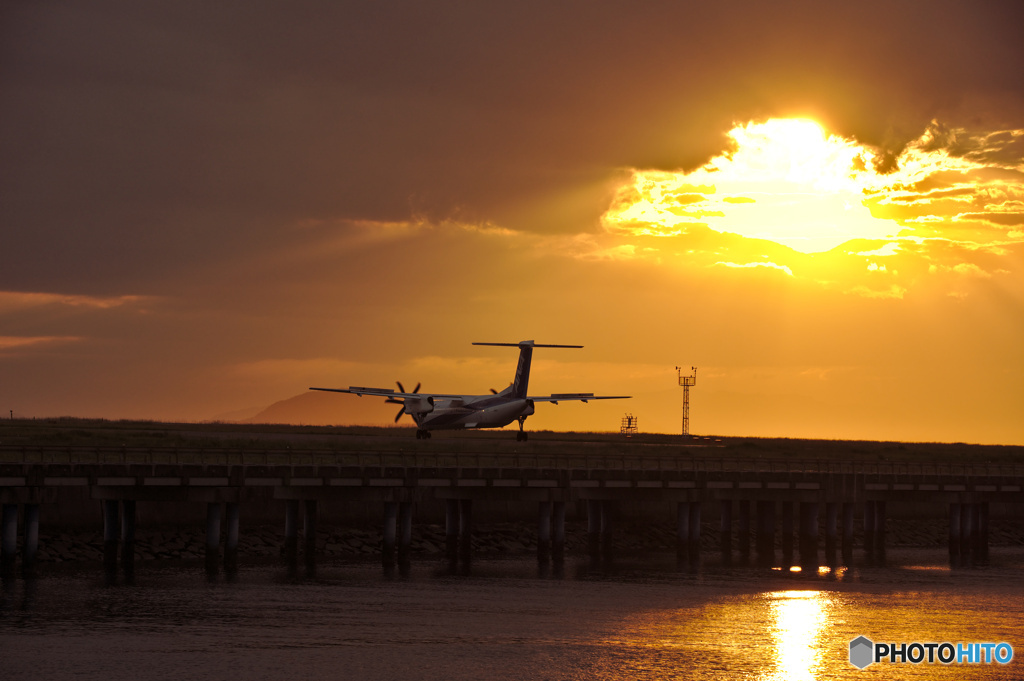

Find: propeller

[389,381,421,423]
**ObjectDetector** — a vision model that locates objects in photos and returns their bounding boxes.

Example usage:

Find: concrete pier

[799,502,819,565]
[1,503,17,577]
[960,502,973,555]
[719,500,732,556]
[756,501,775,557]
[382,501,398,559]
[121,500,136,576]
[23,503,39,577]
[588,500,603,557]
[676,501,690,555]
[459,499,473,559]
[949,503,962,555]
[537,501,552,559]
[206,502,222,573]
[398,501,413,563]
[225,502,239,571]
[737,500,751,556]
[863,501,876,554]
[552,501,566,561]
[445,499,460,558]
[284,499,299,561]
[842,503,855,554]
[781,501,794,556]
[102,499,119,573]
[687,501,701,553]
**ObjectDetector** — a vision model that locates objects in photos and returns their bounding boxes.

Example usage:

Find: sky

[2,0,1022,444]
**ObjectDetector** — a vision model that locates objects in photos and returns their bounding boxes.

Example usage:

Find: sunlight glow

[764,590,830,681]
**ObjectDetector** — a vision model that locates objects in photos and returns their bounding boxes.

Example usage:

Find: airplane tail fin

[472,341,583,400]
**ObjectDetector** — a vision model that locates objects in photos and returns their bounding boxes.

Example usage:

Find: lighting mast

[676,366,697,437]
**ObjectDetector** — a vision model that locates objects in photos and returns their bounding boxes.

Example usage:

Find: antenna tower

[676,366,697,437]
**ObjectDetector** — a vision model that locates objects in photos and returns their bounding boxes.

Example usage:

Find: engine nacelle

[523,399,535,417]
[403,396,435,415]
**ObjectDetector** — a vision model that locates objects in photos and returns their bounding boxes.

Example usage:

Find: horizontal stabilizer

[473,341,582,348]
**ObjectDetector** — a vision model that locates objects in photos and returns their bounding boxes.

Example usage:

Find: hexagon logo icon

[849,636,874,669]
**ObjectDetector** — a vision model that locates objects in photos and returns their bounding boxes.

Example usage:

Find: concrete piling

[225,502,239,572]
[445,499,460,558]
[537,501,552,560]
[382,501,398,559]
[863,501,876,554]
[799,502,819,565]
[121,500,136,576]
[102,500,119,573]
[205,502,222,573]
[398,502,413,563]
[949,503,961,555]
[719,500,732,556]
[841,503,854,554]
[756,501,775,557]
[588,500,602,557]
[781,501,794,556]
[458,499,473,559]
[23,503,39,577]
[676,501,690,555]
[687,501,701,553]
[284,499,299,561]
[1,504,17,577]
[552,501,566,561]
[737,500,751,556]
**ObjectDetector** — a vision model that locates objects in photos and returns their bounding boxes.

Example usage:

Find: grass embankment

[2,417,1021,464]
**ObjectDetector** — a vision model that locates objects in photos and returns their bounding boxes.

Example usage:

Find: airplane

[310,340,630,441]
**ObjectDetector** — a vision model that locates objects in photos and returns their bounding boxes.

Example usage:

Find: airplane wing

[309,386,465,399]
[529,393,631,404]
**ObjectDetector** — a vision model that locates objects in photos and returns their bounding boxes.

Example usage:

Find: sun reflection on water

[762,591,831,681]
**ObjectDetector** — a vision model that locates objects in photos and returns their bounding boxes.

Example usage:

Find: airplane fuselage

[409,395,535,431]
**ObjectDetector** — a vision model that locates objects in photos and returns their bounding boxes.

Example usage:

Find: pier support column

[458,499,473,559]
[873,501,886,554]
[225,502,239,572]
[445,499,460,559]
[382,501,398,560]
[398,502,413,564]
[601,501,615,556]
[756,501,775,557]
[23,503,39,577]
[949,503,962,556]
[588,500,603,557]
[552,501,566,562]
[206,502,222,573]
[960,502,973,556]
[841,503,855,555]
[102,499,119,573]
[799,502,819,565]
[781,501,794,557]
[537,501,552,560]
[975,502,989,557]
[863,501,876,554]
[121,500,136,576]
[737,500,750,556]
[284,499,299,561]
[719,500,732,556]
[1,504,17,577]
[676,501,690,556]
[687,501,701,554]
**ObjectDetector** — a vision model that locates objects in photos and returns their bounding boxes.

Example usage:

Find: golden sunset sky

[2,1,1022,444]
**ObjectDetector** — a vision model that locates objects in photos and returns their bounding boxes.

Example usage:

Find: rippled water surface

[2,550,1022,680]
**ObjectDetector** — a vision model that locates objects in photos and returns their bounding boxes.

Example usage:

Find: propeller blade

[490,388,498,394]
[396,381,405,393]
[413,382,421,394]
[394,406,404,423]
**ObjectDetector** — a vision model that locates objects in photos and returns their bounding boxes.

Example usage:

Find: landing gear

[516,417,529,442]
[416,429,432,440]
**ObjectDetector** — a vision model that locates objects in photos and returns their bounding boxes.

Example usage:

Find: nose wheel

[416,429,432,440]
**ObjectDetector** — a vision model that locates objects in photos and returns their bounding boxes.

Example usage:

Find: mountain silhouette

[245,390,392,426]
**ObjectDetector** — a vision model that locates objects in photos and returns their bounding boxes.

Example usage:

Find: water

[2,550,1022,680]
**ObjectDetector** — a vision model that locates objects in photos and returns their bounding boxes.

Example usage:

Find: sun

[604,118,900,253]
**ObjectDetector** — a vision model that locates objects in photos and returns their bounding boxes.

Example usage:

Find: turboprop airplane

[310,341,630,441]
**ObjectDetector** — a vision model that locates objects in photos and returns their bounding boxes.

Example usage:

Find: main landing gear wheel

[416,429,431,440]
[516,416,528,442]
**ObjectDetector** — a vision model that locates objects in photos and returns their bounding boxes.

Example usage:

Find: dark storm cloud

[2,0,1021,295]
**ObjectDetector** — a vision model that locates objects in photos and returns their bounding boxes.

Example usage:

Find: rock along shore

[24,518,1024,564]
